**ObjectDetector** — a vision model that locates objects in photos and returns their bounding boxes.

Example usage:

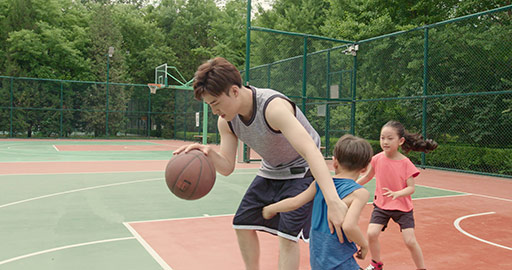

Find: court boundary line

[472,193,512,203]
[0,178,162,209]
[0,237,135,266]
[412,193,469,200]
[124,194,476,225]
[0,170,166,176]
[453,212,512,251]
[0,160,169,164]
[416,184,512,203]
[126,213,235,224]
[0,166,258,175]
[123,222,173,270]
[0,169,258,209]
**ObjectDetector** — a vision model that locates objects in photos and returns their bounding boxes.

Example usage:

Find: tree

[209,0,247,67]
[82,3,128,136]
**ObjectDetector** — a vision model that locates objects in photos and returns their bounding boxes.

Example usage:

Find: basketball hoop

[147,83,162,94]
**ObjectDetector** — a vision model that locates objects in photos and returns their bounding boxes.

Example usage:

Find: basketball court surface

[1,139,511,269]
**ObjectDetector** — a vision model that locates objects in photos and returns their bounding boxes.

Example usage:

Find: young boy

[263,134,373,270]
[173,57,348,270]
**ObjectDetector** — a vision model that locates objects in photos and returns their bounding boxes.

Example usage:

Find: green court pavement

[0,140,464,269]
[0,140,173,162]
[0,170,256,269]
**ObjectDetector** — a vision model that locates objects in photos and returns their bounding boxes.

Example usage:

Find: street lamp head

[108,47,115,57]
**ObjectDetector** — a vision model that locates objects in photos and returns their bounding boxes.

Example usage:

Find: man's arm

[173,117,238,176]
[265,98,348,238]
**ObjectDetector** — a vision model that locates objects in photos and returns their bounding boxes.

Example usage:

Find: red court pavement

[128,195,512,270]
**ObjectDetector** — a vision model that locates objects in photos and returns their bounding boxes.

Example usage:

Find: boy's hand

[262,205,277,219]
[356,246,368,259]
[382,187,399,200]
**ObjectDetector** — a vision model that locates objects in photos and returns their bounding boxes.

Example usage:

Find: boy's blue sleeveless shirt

[310,178,363,269]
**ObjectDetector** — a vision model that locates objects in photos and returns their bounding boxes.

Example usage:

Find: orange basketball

[165,149,216,200]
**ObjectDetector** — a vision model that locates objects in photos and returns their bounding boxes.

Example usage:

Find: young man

[263,134,373,269]
[173,57,347,270]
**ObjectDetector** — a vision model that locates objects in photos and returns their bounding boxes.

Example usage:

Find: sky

[215,0,273,11]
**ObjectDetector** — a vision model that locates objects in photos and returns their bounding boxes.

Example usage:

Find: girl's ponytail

[402,132,438,153]
[384,120,438,154]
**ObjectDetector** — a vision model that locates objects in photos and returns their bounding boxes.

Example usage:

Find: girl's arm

[382,177,416,199]
[356,164,374,185]
[262,181,317,219]
[341,188,370,258]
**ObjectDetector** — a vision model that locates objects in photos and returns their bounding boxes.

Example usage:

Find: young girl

[357,120,437,270]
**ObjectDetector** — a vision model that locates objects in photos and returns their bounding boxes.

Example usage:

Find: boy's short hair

[332,134,373,171]
[193,57,242,101]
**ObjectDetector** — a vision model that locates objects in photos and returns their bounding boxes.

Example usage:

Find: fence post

[302,36,308,113]
[350,49,358,135]
[174,91,177,139]
[325,49,331,156]
[9,77,13,137]
[106,55,110,136]
[243,0,252,162]
[60,81,63,137]
[147,86,151,137]
[202,102,208,144]
[421,28,429,167]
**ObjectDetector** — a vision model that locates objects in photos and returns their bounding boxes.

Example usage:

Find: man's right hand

[173,143,210,156]
[327,199,348,243]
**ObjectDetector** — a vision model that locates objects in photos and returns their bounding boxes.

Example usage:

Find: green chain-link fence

[0,5,510,178]
[244,5,512,178]
[0,76,220,143]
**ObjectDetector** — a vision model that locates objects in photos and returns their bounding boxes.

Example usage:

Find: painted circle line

[453,211,512,251]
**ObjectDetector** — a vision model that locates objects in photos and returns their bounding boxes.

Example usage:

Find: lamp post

[106,46,114,136]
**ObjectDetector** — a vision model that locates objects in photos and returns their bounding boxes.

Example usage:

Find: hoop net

[147,83,162,94]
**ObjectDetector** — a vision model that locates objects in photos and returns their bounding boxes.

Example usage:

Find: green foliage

[0,0,511,178]
[361,140,512,176]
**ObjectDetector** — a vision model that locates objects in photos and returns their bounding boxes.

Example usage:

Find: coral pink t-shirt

[371,152,420,212]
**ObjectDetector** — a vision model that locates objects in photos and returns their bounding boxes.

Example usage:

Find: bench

[193,135,210,142]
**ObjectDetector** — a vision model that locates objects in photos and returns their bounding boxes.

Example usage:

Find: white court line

[0,169,256,176]
[0,169,255,209]
[416,184,466,193]
[123,223,172,270]
[416,184,512,203]
[454,212,512,251]
[412,193,470,200]
[0,178,162,209]
[0,237,135,266]
[126,213,234,224]
[0,170,166,176]
[52,145,60,152]
[473,193,512,203]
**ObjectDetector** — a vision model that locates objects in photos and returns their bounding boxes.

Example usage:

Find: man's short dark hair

[193,57,242,100]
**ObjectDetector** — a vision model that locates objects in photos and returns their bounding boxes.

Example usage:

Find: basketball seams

[165,149,216,200]
[186,151,202,200]
[168,154,199,196]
